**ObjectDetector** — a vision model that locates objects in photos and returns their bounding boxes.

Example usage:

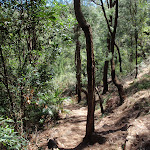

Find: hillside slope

[28,58,150,150]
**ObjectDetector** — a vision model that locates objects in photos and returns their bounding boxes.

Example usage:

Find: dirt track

[29,59,150,150]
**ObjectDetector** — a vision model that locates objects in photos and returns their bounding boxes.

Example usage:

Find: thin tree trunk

[95,87,104,114]
[76,40,82,103]
[111,0,125,104]
[31,0,37,53]
[75,25,82,103]
[75,50,78,95]
[101,0,125,105]
[135,29,138,79]
[0,46,16,122]
[114,42,122,72]
[129,0,138,78]
[101,0,112,96]
[102,60,109,94]
[102,33,110,94]
[134,0,138,79]
[110,52,125,105]
[74,0,95,141]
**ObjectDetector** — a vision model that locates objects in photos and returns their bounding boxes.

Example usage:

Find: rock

[47,139,58,149]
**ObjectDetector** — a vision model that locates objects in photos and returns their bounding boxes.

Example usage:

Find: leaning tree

[74,0,95,141]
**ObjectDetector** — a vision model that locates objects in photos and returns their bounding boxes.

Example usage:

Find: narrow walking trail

[29,59,150,150]
[29,103,88,149]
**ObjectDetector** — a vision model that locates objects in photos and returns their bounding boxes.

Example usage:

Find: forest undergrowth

[29,58,150,150]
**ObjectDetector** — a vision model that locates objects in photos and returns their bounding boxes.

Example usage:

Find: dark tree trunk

[31,0,37,52]
[102,60,109,94]
[75,50,78,95]
[110,0,125,105]
[135,29,138,79]
[110,53,125,105]
[101,0,125,105]
[74,0,95,141]
[102,33,110,94]
[114,43,122,72]
[75,25,82,103]
[0,46,16,123]
[133,0,138,79]
[101,0,112,95]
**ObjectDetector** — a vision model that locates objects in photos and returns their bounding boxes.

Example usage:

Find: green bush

[0,117,28,150]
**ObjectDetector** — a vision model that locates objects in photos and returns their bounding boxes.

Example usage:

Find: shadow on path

[59,132,106,150]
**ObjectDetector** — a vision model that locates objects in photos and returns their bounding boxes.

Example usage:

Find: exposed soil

[28,58,150,150]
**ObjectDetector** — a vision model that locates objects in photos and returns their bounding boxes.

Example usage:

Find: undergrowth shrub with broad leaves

[24,87,65,131]
[0,117,28,150]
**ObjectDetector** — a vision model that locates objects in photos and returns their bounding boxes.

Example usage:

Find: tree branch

[91,0,101,6]
[95,87,104,114]
[100,0,113,35]
[113,0,118,36]
[114,42,122,72]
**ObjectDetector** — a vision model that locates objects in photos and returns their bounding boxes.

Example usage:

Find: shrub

[0,117,28,150]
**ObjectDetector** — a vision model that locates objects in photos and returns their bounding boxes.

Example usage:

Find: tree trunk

[102,33,110,95]
[135,29,138,79]
[75,25,82,103]
[101,0,125,105]
[110,52,125,105]
[0,46,16,123]
[74,0,95,141]
[95,87,104,114]
[129,0,138,78]
[110,0,125,104]
[102,60,109,94]
[133,0,138,79]
[114,42,122,72]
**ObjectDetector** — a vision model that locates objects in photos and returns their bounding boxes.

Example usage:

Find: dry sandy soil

[28,58,150,150]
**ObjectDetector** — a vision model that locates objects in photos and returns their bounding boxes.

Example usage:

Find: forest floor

[28,58,150,150]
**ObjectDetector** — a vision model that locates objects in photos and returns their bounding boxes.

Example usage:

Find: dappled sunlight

[1,0,150,149]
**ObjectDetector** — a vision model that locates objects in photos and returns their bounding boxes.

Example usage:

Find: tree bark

[75,25,82,103]
[114,42,122,72]
[102,33,110,94]
[110,55,125,104]
[102,60,109,94]
[101,0,125,105]
[111,0,125,104]
[74,0,95,141]
[135,28,138,79]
